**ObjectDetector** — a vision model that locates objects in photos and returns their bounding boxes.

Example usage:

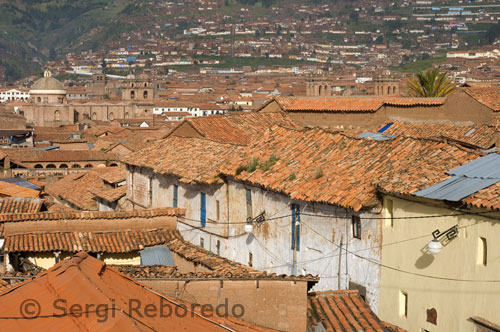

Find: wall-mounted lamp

[427,224,458,255]
[244,212,265,234]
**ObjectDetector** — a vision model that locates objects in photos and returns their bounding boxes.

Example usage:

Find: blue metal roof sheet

[416,154,500,201]
[140,245,174,266]
[0,178,41,191]
[447,153,500,178]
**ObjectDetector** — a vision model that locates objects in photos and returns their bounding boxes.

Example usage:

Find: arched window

[59,164,68,168]
[37,97,41,103]
[131,83,134,88]
[109,163,118,167]
[34,164,43,169]
[387,86,391,95]
[92,112,97,120]
[84,164,93,168]
[109,112,114,121]
[318,85,323,96]
[143,90,148,99]
[46,164,56,169]
[125,112,129,119]
[72,164,81,168]
[144,83,147,87]
[393,86,397,94]
[54,110,60,121]
[130,91,135,99]
[324,85,328,96]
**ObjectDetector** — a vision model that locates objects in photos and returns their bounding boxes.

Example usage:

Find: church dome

[31,70,65,92]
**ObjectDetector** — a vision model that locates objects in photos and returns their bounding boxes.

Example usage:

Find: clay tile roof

[275,96,444,113]
[46,168,125,210]
[88,185,126,203]
[165,111,301,145]
[464,87,500,111]
[97,167,126,184]
[380,121,497,149]
[307,290,406,332]
[222,126,482,211]
[0,182,40,198]
[123,136,246,184]
[0,207,184,223]
[0,197,43,214]
[0,252,276,331]
[4,229,180,253]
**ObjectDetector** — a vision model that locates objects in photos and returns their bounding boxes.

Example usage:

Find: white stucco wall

[127,169,383,310]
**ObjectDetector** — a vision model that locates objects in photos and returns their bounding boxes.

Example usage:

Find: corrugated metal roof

[447,153,500,178]
[140,245,175,265]
[416,153,500,201]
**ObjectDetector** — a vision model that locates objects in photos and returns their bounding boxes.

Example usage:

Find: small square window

[200,238,205,248]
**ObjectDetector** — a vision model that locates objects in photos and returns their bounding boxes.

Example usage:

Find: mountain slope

[0,0,136,81]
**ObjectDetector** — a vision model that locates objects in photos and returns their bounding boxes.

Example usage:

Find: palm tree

[407,69,455,97]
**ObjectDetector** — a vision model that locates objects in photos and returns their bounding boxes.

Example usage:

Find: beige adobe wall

[141,278,308,332]
[55,142,90,151]
[379,195,500,332]
[287,111,386,129]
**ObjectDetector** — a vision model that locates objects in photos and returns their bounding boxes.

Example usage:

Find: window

[173,185,178,208]
[216,240,220,255]
[200,238,204,248]
[352,216,361,239]
[246,188,252,219]
[216,200,220,221]
[478,237,487,266]
[200,192,206,227]
[385,199,394,227]
[130,91,135,99]
[143,90,148,99]
[399,291,408,318]
[291,204,300,250]
[248,253,253,267]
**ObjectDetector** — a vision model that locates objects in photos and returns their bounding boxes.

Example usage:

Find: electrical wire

[300,222,500,283]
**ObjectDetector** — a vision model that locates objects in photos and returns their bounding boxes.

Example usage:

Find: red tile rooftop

[274,96,445,112]
[0,252,277,332]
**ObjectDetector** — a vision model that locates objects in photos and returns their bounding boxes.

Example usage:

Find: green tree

[407,69,455,97]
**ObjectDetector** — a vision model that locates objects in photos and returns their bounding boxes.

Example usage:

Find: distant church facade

[19,71,156,127]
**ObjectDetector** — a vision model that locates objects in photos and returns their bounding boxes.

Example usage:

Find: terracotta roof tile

[308,290,406,332]
[464,87,500,111]
[275,96,445,112]
[0,182,40,198]
[0,197,43,213]
[0,207,184,223]
[46,167,125,210]
[380,121,497,149]
[0,252,276,331]
[223,126,481,211]
[4,229,180,253]
[165,111,301,145]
